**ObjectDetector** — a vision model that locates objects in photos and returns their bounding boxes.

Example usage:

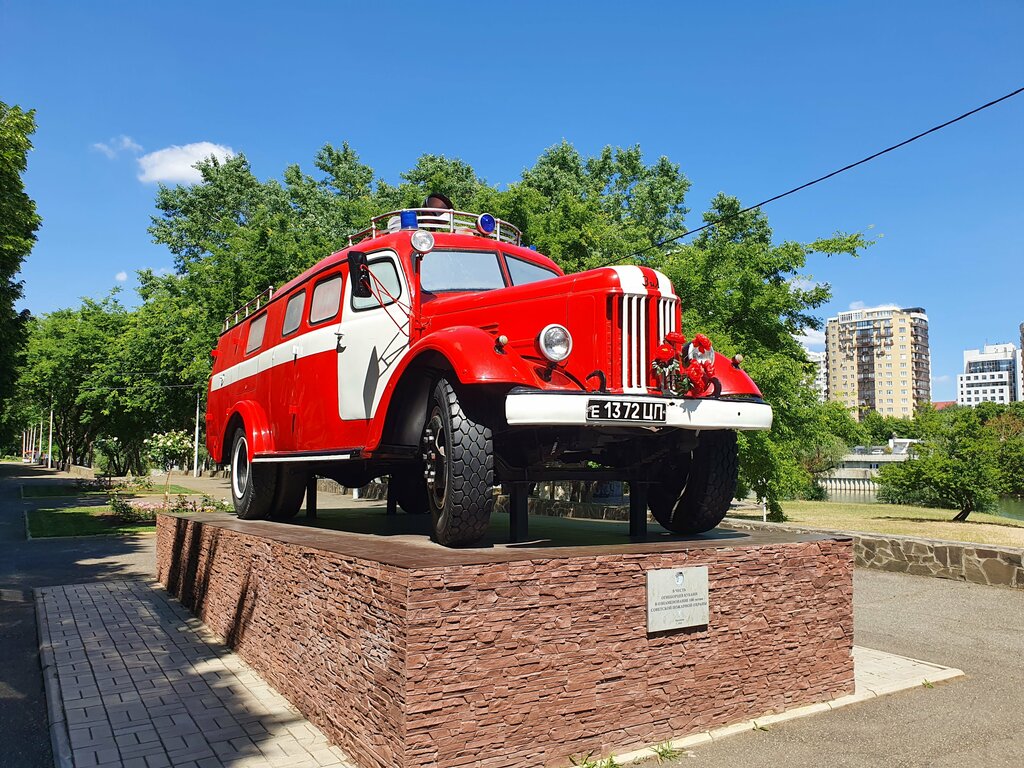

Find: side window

[505,254,559,286]
[282,291,305,336]
[352,258,402,311]
[245,313,267,355]
[310,275,343,324]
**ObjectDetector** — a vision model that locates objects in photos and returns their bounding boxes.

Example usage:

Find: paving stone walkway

[37,580,965,768]
[37,581,354,768]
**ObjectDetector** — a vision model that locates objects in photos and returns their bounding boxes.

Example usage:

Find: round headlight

[539,324,572,362]
[410,229,435,254]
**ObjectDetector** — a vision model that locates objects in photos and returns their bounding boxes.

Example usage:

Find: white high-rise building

[806,350,827,402]
[956,343,1023,406]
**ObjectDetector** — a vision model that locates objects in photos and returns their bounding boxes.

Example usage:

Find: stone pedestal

[156,514,853,768]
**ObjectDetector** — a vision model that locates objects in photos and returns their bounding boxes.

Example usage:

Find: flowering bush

[145,430,192,472]
[108,492,161,524]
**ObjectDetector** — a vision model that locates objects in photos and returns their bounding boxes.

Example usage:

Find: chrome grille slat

[615,294,679,394]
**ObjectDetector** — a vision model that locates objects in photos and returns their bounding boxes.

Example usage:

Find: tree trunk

[952,508,972,522]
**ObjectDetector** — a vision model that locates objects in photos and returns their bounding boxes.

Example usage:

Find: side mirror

[347,251,372,299]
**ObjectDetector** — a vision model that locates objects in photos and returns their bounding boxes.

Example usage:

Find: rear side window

[310,275,343,324]
[506,254,559,286]
[282,292,305,336]
[245,313,267,354]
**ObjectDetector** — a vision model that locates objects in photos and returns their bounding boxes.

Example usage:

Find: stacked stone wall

[157,516,853,768]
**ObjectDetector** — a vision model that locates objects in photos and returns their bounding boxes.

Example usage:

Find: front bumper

[505,390,773,431]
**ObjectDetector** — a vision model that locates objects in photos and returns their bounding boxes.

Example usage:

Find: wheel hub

[421,409,447,508]
[231,437,250,499]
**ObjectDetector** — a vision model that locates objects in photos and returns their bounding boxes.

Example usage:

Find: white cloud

[848,300,902,312]
[114,271,128,282]
[137,142,234,184]
[932,374,951,384]
[795,328,826,352]
[92,135,142,158]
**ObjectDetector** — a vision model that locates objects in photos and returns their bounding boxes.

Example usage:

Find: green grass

[26,505,156,538]
[21,483,195,499]
[729,500,1024,547]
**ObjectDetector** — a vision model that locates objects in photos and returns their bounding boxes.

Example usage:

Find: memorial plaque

[646,566,709,632]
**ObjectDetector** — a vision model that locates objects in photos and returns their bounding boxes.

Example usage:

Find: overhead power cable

[597,85,1024,268]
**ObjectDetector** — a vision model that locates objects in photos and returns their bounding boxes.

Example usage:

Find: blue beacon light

[399,210,419,229]
[476,213,496,234]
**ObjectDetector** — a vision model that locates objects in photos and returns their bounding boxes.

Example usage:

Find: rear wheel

[230,428,277,520]
[271,466,307,520]
[421,378,494,546]
[649,430,739,534]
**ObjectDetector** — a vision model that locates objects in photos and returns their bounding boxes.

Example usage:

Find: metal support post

[629,480,648,539]
[386,477,397,515]
[305,476,318,520]
[193,390,201,478]
[509,482,529,543]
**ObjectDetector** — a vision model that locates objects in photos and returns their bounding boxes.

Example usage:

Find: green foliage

[651,741,681,762]
[0,102,40,447]
[650,195,869,517]
[17,295,130,469]
[861,409,921,443]
[877,408,999,518]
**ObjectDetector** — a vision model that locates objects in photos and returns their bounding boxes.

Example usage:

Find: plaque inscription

[646,566,709,632]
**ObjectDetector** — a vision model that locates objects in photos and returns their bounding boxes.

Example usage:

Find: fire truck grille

[611,295,679,393]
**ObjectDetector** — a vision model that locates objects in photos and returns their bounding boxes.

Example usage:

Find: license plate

[586,399,666,423]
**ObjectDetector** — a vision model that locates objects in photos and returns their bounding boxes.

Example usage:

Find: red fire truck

[207,208,772,546]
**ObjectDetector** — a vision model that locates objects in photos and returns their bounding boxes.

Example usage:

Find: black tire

[270,466,307,520]
[421,378,494,546]
[390,467,429,514]
[230,428,277,520]
[649,430,739,534]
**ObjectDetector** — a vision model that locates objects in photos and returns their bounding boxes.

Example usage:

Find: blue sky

[3,0,1022,401]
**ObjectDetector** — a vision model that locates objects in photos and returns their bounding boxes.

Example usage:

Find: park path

[0,463,155,768]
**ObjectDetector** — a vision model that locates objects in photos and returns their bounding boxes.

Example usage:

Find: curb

[35,588,74,768]
[24,510,32,540]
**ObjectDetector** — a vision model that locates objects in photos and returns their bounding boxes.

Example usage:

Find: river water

[827,490,1024,522]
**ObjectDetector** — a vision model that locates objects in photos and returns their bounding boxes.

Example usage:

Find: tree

[0,102,40,446]
[649,194,868,517]
[877,407,999,520]
[17,296,129,469]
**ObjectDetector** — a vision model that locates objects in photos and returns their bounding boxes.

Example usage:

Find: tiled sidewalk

[36,581,354,768]
[37,581,965,768]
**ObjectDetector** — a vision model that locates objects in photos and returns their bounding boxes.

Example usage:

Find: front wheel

[649,430,739,534]
[230,428,276,520]
[421,379,494,546]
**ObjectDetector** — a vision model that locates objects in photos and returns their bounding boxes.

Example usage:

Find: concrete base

[156,513,854,768]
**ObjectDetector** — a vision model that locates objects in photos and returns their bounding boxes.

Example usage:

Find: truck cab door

[337,251,411,421]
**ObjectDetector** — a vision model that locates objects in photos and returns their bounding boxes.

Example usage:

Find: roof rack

[347,208,522,248]
[223,285,275,332]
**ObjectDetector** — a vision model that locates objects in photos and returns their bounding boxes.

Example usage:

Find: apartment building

[806,350,828,402]
[825,305,931,419]
[956,343,1023,406]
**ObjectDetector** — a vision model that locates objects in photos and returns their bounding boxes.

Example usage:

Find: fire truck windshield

[421,250,505,293]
